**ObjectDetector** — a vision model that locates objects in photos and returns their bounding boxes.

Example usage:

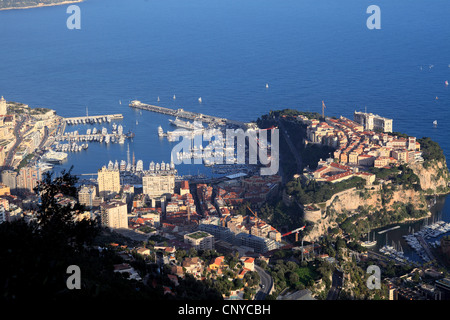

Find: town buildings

[299,113,422,173]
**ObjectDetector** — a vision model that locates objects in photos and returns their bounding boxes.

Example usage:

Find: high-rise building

[354,111,393,133]
[142,173,175,198]
[78,185,100,207]
[0,205,7,224]
[1,170,17,190]
[16,167,41,192]
[97,166,120,198]
[100,200,128,229]
[0,96,7,115]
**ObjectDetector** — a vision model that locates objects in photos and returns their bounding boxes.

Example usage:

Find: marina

[53,123,134,152]
[402,220,450,263]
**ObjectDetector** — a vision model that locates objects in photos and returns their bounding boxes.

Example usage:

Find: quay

[378,225,400,234]
[64,114,123,125]
[416,235,436,262]
[129,100,249,129]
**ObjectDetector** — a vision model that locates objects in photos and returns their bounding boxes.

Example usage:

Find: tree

[34,168,100,249]
[289,272,300,285]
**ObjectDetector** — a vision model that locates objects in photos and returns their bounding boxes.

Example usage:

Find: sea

[1,0,450,261]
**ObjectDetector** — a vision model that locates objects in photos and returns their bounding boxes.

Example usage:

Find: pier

[64,114,123,125]
[378,225,400,234]
[129,100,249,129]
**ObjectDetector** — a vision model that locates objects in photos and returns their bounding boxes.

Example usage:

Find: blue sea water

[1,0,450,257]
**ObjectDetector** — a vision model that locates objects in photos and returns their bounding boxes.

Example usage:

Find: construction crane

[282,226,306,242]
[247,206,257,219]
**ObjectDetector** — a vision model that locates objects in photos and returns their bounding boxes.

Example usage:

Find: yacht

[42,150,68,163]
[158,126,164,137]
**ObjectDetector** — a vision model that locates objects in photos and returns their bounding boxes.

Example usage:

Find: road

[254,265,273,300]
[4,116,26,167]
[327,269,344,300]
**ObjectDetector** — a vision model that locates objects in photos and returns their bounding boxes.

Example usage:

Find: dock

[378,225,400,234]
[129,100,249,129]
[64,114,123,125]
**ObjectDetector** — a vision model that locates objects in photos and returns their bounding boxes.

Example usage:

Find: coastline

[0,0,83,12]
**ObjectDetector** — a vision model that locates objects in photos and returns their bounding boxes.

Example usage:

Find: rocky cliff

[410,159,450,194]
[304,185,429,242]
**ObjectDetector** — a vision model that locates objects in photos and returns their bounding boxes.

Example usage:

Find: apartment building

[97,167,120,198]
[184,231,214,250]
[100,200,128,229]
[142,173,175,198]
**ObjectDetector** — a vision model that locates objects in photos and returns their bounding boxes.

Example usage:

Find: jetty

[129,100,249,129]
[378,225,400,234]
[64,114,123,125]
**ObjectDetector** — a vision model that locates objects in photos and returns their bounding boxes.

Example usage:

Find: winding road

[254,265,273,300]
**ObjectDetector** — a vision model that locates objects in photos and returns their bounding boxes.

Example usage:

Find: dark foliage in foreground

[0,168,222,301]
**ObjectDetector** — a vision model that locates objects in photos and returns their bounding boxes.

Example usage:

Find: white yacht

[42,150,68,163]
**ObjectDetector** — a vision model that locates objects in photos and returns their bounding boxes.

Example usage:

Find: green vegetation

[339,203,428,239]
[418,137,447,164]
[369,164,421,190]
[187,231,210,239]
[270,259,321,293]
[257,109,323,122]
[17,153,35,171]
[286,176,366,204]
[30,107,51,114]
[254,200,306,235]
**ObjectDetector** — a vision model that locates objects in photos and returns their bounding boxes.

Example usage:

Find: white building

[100,200,128,229]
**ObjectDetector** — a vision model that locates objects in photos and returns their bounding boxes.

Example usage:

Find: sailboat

[173,94,176,100]
[198,97,202,103]
[157,96,160,102]
[119,100,122,105]
[445,80,449,86]
[266,83,269,89]
[361,231,377,247]
[433,120,438,127]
